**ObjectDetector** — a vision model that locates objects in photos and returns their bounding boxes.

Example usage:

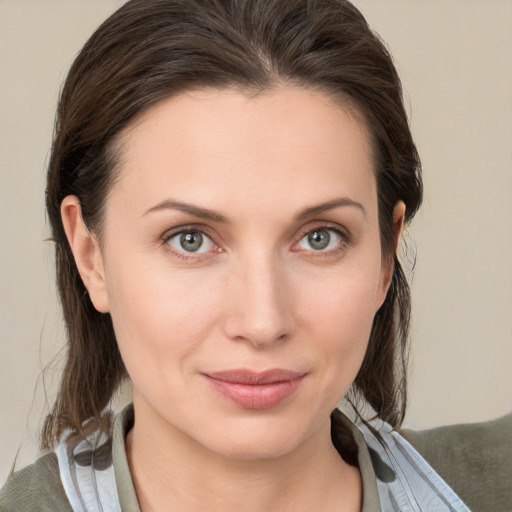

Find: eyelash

[162,224,220,261]
[161,222,351,261]
[293,223,351,258]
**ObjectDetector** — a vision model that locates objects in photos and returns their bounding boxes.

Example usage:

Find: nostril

[224,312,294,347]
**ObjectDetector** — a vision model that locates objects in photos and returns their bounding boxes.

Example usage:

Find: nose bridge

[225,248,293,347]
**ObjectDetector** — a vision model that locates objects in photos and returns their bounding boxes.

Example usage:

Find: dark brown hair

[42,0,422,449]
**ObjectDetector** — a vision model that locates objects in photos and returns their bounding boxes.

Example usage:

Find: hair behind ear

[40,239,126,449]
[351,257,410,427]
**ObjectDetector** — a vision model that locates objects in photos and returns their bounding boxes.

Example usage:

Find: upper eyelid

[162,221,347,235]
[162,223,217,241]
[295,222,350,240]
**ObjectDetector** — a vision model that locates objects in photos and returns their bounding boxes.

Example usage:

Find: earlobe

[60,196,110,313]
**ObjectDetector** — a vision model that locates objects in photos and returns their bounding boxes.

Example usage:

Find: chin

[193,414,317,461]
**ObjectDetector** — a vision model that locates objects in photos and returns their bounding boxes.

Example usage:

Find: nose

[223,252,295,348]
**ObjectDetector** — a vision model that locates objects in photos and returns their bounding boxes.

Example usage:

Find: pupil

[308,230,330,250]
[180,231,203,252]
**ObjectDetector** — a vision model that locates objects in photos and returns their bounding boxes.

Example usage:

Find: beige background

[1,0,511,485]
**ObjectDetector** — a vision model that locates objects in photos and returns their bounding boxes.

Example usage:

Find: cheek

[104,256,224,377]
[296,267,381,380]
[297,256,382,329]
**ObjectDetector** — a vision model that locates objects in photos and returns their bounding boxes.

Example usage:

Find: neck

[126,400,361,512]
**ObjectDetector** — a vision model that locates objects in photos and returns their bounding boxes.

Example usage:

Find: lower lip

[205,375,305,409]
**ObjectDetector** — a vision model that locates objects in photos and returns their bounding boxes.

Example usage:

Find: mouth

[202,369,307,409]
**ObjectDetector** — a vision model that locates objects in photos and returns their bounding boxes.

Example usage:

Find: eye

[297,227,344,252]
[166,229,215,254]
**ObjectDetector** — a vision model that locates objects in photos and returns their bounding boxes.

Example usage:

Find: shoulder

[0,452,72,512]
[400,412,512,512]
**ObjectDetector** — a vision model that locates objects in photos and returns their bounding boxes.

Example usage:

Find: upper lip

[204,369,306,385]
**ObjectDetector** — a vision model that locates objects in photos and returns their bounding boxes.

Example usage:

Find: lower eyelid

[161,225,350,259]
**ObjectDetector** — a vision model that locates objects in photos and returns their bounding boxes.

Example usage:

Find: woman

[0,0,509,511]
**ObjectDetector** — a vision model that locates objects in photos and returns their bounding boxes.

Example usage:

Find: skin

[62,86,405,512]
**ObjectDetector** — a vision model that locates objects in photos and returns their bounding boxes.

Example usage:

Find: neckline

[111,403,381,512]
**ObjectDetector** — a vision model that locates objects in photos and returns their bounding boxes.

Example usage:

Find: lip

[203,369,307,409]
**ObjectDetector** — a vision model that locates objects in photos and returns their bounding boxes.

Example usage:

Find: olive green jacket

[1,410,511,511]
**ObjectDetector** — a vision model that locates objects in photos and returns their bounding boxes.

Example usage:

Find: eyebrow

[143,196,366,222]
[143,199,229,222]
[295,197,367,221]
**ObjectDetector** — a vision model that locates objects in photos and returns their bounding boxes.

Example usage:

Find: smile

[203,369,307,409]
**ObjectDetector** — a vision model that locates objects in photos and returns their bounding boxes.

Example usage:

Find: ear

[391,200,406,255]
[60,195,110,313]
[377,200,406,306]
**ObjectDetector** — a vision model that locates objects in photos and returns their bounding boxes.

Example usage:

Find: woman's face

[75,87,397,459]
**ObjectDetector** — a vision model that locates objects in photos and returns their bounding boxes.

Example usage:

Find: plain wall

[1,0,511,484]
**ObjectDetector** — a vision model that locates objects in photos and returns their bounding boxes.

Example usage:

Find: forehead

[110,86,376,220]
